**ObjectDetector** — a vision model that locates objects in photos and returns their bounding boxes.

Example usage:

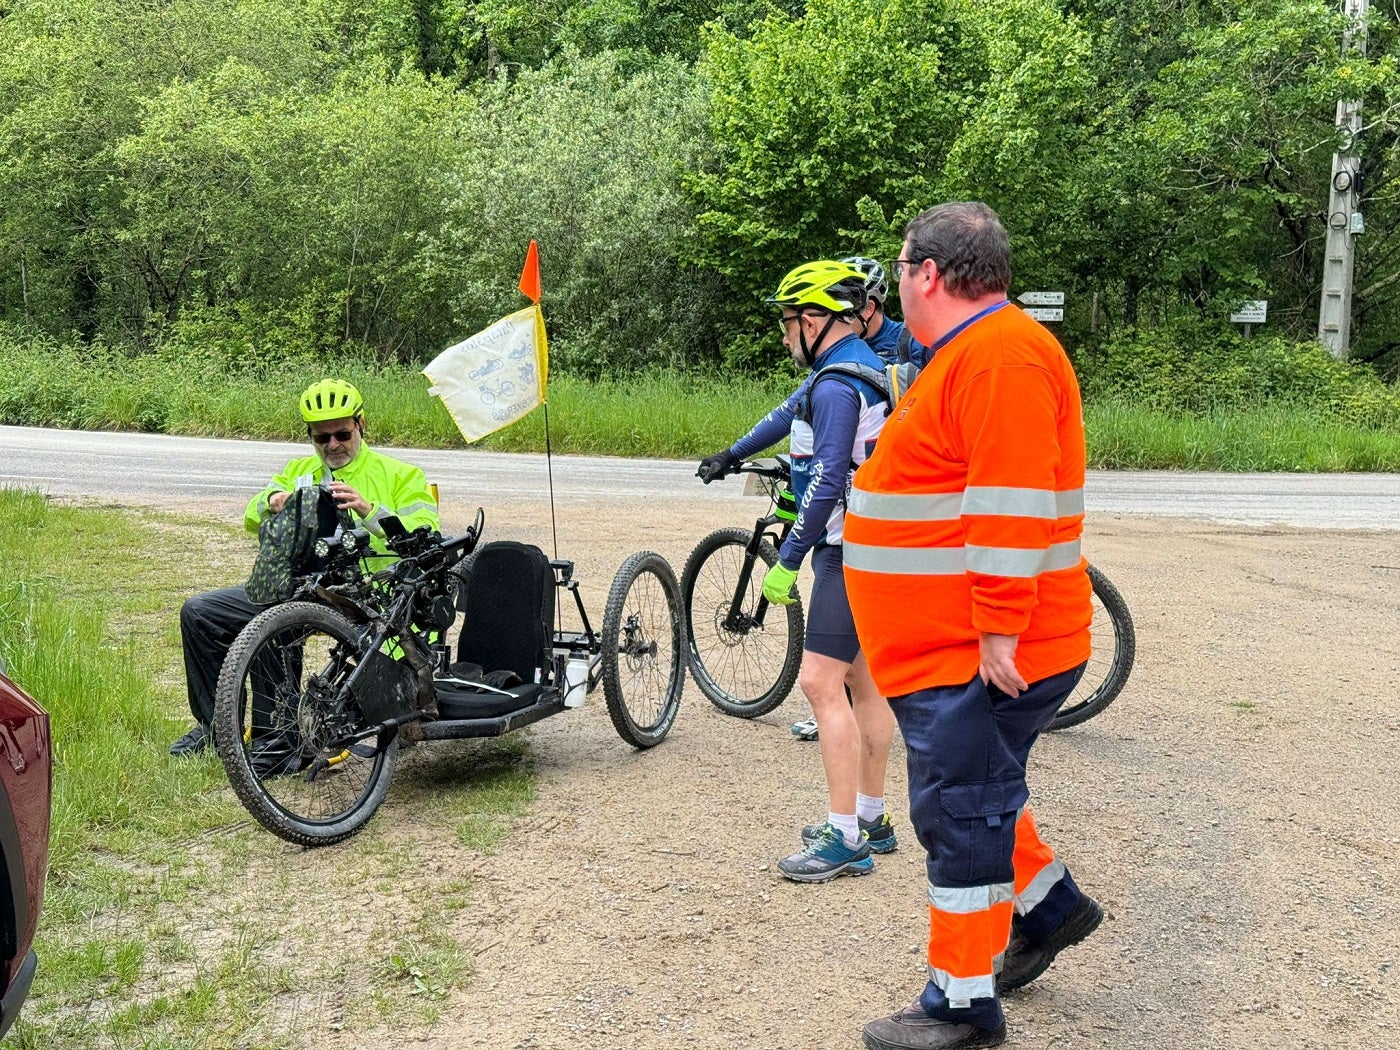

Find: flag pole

[516,240,558,562]
[543,401,558,562]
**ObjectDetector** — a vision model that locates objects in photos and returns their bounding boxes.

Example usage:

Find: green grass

[0,489,534,1048]
[0,336,795,456]
[6,332,1400,469]
[1085,398,1400,471]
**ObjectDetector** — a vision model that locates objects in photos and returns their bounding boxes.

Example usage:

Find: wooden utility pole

[1318,0,1368,358]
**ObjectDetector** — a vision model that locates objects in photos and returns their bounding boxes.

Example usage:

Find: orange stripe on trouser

[927,900,1014,981]
[1013,807,1057,898]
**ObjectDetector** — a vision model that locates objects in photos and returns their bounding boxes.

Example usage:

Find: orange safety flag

[518,239,542,303]
[423,244,549,443]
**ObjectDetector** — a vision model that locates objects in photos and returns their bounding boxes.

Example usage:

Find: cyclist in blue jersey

[700,260,899,883]
[696,257,927,507]
[844,256,929,367]
[697,256,928,743]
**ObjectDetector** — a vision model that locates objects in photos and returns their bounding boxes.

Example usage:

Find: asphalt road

[3,424,1398,529]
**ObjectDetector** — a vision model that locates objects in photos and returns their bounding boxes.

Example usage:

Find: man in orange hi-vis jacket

[846,202,1102,1050]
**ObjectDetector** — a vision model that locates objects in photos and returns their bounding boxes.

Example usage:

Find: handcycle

[684,457,1135,731]
[212,511,685,847]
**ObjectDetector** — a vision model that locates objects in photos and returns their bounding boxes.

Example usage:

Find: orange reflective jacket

[843,303,1092,698]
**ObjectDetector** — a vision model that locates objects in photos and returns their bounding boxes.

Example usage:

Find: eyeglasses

[311,429,356,445]
[777,311,806,333]
[893,257,924,281]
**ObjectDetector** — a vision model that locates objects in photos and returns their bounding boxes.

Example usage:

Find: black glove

[696,450,737,484]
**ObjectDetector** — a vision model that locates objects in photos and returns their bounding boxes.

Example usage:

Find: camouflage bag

[245,486,348,606]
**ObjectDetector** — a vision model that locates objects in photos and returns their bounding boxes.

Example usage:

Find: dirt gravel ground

[175,489,1400,1050]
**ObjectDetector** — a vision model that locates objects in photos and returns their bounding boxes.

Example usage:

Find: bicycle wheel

[213,601,399,846]
[601,551,685,749]
[681,526,804,718]
[1048,564,1136,731]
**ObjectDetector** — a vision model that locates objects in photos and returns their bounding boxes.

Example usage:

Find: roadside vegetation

[4,327,1400,471]
[2,1,1400,473]
[0,489,532,1049]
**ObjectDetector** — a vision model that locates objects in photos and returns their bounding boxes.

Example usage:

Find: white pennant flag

[422,304,547,442]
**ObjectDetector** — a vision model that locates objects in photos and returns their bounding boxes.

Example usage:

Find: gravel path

[284,496,1399,1050]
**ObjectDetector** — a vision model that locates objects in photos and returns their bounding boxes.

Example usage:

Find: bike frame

[723,461,796,634]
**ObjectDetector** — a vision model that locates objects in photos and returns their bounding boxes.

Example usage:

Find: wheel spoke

[682,530,803,717]
[215,602,398,845]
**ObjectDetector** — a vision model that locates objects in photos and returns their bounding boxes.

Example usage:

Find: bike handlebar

[734,459,790,481]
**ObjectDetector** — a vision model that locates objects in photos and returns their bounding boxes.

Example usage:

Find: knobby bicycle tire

[1048,565,1136,730]
[681,526,804,719]
[213,601,399,846]
[601,551,685,748]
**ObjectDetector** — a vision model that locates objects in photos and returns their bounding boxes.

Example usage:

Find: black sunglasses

[311,428,356,445]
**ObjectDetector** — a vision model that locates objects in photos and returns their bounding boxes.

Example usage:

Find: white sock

[856,793,885,823]
[828,812,860,848]
[851,795,884,828]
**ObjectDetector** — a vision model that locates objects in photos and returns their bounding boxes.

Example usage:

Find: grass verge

[5,336,1400,469]
[1085,398,1400,471]
[0,489,534,1048]
[0,338,795,457]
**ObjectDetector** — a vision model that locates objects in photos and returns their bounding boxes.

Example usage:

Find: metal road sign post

[1018,291,1064,322]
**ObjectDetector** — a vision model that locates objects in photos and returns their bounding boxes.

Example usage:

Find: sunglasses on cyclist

[311,428,357,445]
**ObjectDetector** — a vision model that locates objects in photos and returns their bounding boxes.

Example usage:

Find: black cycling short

[803,543,861,664]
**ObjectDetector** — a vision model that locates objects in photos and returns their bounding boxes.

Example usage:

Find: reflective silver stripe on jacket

[364,500,437,536]
[850,486,1084,521]
[928,881,1015,914]
[844,539,1081,577]
[848,488,962,521]
[1015,857,1067,915]
[967,541,1082,577]
[927,965,996,1005]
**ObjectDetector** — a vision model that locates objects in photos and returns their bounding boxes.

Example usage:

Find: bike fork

[724,522,783,631]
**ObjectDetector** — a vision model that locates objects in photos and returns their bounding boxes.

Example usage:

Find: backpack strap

[795,362,895,423]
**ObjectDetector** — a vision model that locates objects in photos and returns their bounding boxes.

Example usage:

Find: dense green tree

[0,0,331,341]
[425,52,716,373]
[4,0,1400,378]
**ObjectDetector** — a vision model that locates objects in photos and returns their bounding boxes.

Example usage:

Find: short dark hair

[904,202,1011,299]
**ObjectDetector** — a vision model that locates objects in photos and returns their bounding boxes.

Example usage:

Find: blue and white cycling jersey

[730,334,887,570]
[726,318,928,464]
[783,337,886,566]
[865,317,931,367]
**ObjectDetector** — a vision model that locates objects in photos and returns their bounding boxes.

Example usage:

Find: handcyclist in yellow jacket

[169,379,438,758]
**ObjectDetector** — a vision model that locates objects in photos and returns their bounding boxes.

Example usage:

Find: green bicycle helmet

[299,378,364,422]
[840,256,889,305]
[767,260,868,315]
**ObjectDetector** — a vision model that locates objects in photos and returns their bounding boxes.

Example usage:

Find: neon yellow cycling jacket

[244,445,440,559]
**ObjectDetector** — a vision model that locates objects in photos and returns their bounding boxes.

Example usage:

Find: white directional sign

[1018,291,1065,306]
[1023,307,1064,322]
[1229,300,1267,324]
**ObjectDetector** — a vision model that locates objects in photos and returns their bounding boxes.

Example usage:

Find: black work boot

[998,892,1103,991]
[862,1002,1006,1050]
[169,723,209,757]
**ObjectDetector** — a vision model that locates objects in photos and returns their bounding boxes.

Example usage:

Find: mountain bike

[684,457,1134,731]
[212,511,685,847]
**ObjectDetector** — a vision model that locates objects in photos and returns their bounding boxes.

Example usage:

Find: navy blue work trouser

[891,662,1087,1030]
